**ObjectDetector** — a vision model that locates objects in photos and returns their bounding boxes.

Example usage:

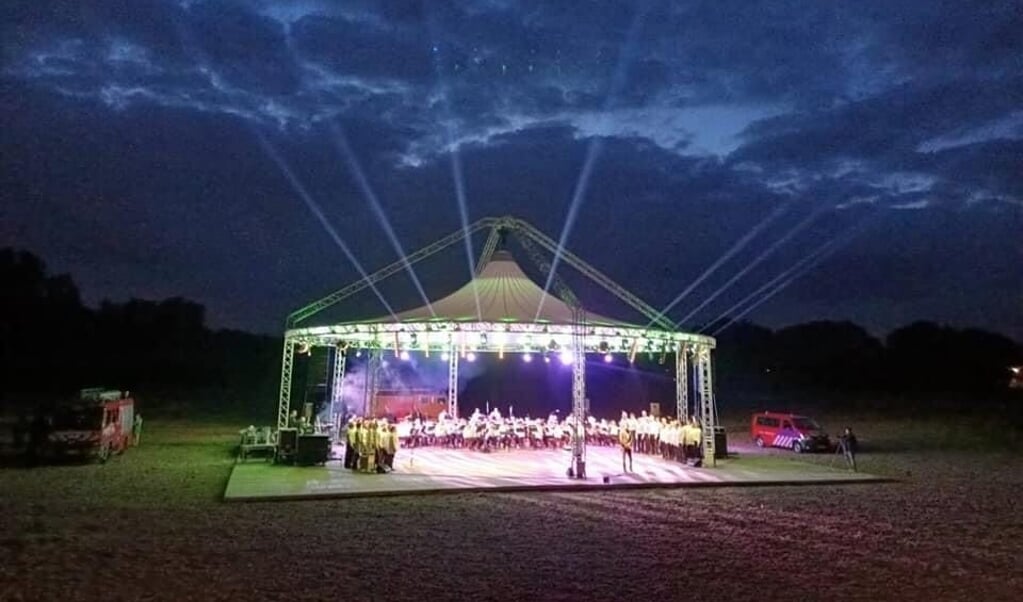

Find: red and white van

[750,411,830,453]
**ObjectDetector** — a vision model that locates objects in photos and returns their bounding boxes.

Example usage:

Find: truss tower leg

[277,338,295,429]
[571,309,587,479]
[447,345,459,419]
[476,226,501,275]
[676,343,688,422]
[329,347,347,441]
[363,348,381,417]
[696,345,717,466]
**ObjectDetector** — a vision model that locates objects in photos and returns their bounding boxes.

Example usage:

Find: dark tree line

[2,248,1020,410]
[0,249,280,406]
[713,319,1022,397]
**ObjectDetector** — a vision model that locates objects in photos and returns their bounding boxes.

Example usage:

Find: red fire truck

[48,389,136,462]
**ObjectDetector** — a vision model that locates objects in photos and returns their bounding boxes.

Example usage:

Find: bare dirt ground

[1,414,1020,602]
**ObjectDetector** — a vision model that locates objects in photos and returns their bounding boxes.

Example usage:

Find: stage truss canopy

[277,216,720,467]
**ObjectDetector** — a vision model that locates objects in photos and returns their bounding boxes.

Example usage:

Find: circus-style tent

[279,216,719,470]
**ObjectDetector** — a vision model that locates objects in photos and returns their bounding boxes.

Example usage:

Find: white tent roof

[366,250,628,327]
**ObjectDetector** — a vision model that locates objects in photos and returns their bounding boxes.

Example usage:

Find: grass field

[1,413,1020,601]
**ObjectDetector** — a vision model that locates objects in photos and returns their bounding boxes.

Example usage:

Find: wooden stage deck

[223,445,888,502]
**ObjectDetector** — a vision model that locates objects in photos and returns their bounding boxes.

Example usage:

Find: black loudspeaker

[296,434,330,466]
[278,429,298,452]
[713,427,729,459]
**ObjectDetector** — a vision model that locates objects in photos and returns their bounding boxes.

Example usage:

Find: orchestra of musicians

[341,408,704,474]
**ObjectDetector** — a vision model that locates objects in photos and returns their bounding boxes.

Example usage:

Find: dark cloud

[2,0,1021,338]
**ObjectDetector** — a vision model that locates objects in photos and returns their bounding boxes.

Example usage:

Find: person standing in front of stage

[619,423,634,473]
[343,418,356,469]
[385,425,398,471]
[375,419,389,473]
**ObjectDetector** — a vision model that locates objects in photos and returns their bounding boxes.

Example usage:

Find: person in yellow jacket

[358,421,377,473]
[375,420,390,474]
[384,425,399,471]
[344,418,359,470]
[619,426,634,473]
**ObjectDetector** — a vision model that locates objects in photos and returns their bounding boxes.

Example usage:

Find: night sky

[2,1,1021,339]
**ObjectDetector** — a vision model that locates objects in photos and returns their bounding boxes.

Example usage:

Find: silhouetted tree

[772,321,884,391]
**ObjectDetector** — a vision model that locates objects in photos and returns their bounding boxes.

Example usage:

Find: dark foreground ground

[1,413,1021,602]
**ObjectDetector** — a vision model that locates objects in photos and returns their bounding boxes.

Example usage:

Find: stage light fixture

[441,351,450,361]
[598,340,609,353]
[548,339,559,351]
[604,353,613,363]
[399,350,410,361]
[480,333,488,347]
[544,355,551,364]
[559,350,573,365]
[523,353,533,363]
[466,352,477,362]
[356,350,363,358]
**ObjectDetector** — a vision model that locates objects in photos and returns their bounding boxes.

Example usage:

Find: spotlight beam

[328,121,436,317]
[536,8,648,320]
[450,149,482,320]
[675,208,822,327]
[255,130,397,320]
[647,203,788,328]
[427,15,482,321]
[707,213,879,336]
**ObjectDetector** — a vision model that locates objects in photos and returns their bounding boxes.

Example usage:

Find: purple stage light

[466,352,477,362]
[559,351,573,365]
[523,353,533,363]
[399,350,410,361]
[603,353,613,363]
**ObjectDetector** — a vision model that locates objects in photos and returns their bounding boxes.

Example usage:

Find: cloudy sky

[2,0,1021,339]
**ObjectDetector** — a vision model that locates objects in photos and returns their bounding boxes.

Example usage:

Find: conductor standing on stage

[619,424,634,473]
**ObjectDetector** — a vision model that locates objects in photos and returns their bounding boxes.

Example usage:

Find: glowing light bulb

[523,353,533,363]
[559,351,573,365]
[399,350,410,361]
[604,353,613,363]
[466,352,477,362]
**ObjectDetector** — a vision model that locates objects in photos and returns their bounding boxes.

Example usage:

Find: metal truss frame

[570,308,587,478]
[695,344,718,466]
[447,343,459,419]
[362,347,382,417]
[277,338,295,429]
[675,343,688,422]
[276,216,719,468]
[329,345,347,440]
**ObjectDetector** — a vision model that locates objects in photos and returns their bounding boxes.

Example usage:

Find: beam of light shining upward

[705,213,879,336]
[327,121,435,317]
[253,129,397,320]
[536,6,649,320]
[674,208,824,328]
[426,17,481,321]
[646,203,788,328]
[450,148,481,319]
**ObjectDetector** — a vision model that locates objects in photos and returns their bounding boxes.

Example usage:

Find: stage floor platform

[224,446,888,502]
